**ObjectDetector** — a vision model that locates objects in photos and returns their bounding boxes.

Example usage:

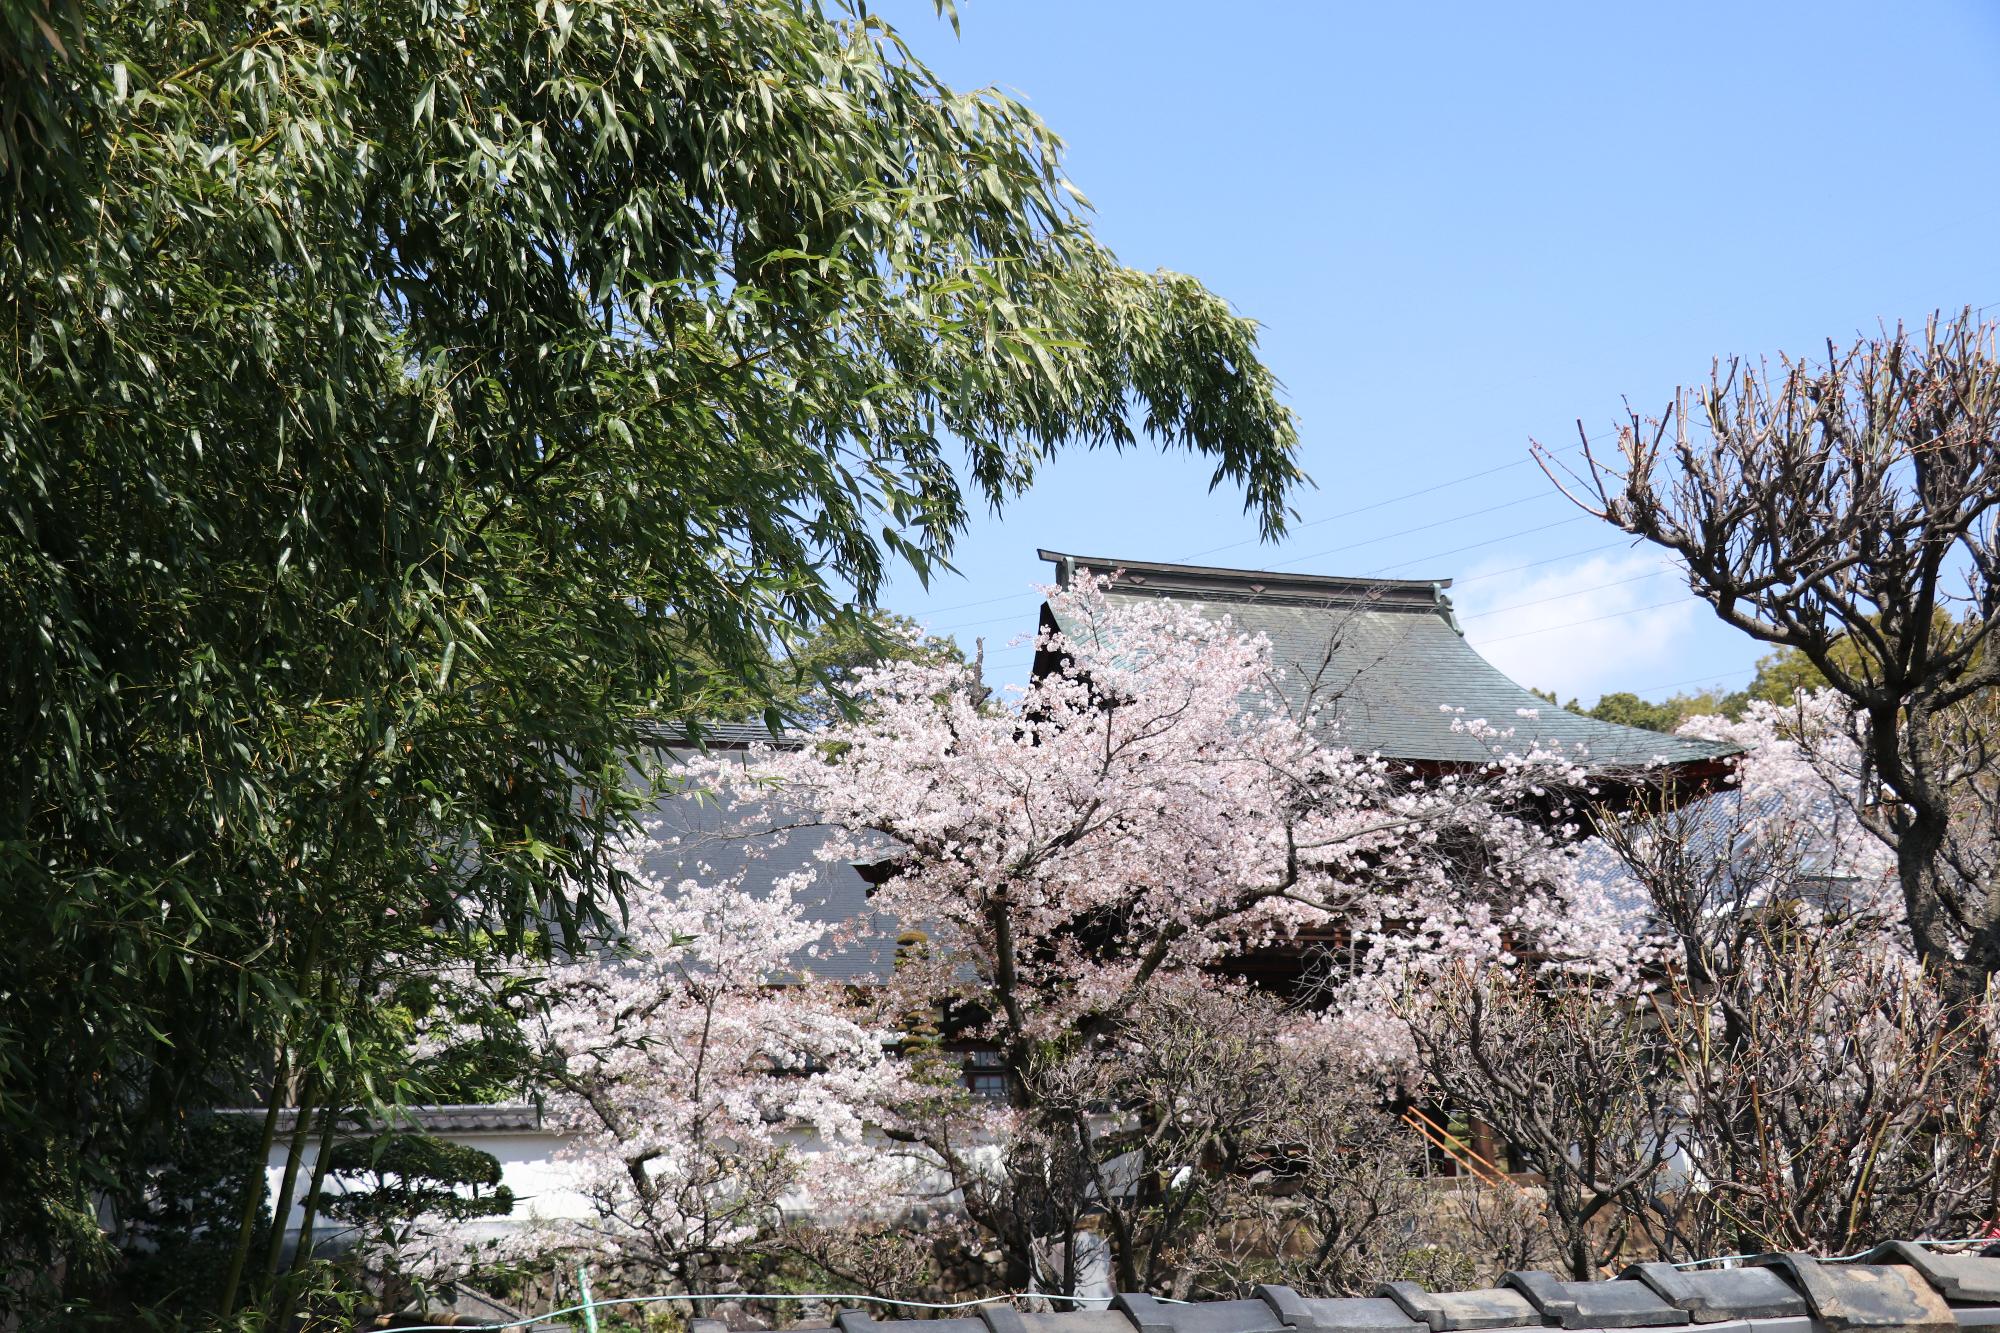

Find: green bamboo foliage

[0,0,1299,1317]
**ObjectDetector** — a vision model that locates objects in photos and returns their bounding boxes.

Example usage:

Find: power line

[981,571,1696,673]
[1447,539,1638,588]
[1173,435,1604,564]
[909,298,2000,624]
[1620,664,1760,697]
[907,432,1619,621]
[1469,596,1694,646]
[949,535,1646,650]
[914,487,1578,631]
[1457,569,1672,622]
[1367,514,1594,576]
[980,567,1734,692]
[926,506,1599,638]
[900,584,1041,620]
[934,304,2000,678]
[1264,489,1564,571]
[979,593,1706,684]
[933,496,1642,642]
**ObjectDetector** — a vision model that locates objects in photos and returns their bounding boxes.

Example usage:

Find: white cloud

[1452,549,1704,705]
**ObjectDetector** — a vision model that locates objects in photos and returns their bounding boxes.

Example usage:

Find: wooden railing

[1401,1106,1513,1187]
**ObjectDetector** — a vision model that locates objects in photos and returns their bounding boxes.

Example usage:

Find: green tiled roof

[1038,551,1737,772]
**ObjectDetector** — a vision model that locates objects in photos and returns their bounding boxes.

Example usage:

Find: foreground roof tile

[1621,1262,1812,1322]
[1377,1281,1546,1331]
[1255,1286,1427,1333]
[1862,1246,2000,1306]
[1750,1255,1955,1333]
[1114,1295,1289,1333]
[1503,1271,1689,1329]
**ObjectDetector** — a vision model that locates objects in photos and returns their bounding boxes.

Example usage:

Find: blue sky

[868,1,2000,706]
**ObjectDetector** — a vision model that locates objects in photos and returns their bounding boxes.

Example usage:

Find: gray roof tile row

[692,1247,2000,1333]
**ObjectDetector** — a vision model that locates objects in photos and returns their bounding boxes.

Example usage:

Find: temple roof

[641,736,899,984]
[1036,550,1737,775]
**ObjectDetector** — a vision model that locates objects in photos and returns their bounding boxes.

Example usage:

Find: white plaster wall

[263,1126,593,1250]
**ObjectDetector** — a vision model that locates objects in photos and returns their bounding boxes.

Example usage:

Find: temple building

[1033,549,1736,793]
[646,549,1743,1006]
[251,550,1744,1246]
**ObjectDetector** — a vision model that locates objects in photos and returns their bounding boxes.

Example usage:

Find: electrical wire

[1468,595,1691,646]
[932,520,1621,641]
[972,545,1660,679]
[935,299,2000,670]
[904,432,1619,623]
[1456,570,1670,623]
[1672,1236,1995,1269]
[1262,489,1565,571]
[920,496,1586,637]
[1619,664,1760,697]
[911,297,2000,626]
[1173,438,1600,565]
[984,576,1704,676]
[976,557,1681,677]
[1439,539,1637,589]
[1364,514,1594,577]
[981,571,1689,677]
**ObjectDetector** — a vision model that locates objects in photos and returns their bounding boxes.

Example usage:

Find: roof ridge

[1039,549,1451,611]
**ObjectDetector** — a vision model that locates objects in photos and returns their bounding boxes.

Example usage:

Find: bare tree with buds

[1540,312,2000,1001]
[1403,964,1679,1281]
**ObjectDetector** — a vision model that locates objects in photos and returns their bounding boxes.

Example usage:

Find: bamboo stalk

[218,1044,290,1320]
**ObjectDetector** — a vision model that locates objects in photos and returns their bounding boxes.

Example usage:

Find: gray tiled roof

[646,719,792,749]
[1038,551,1737,772]
[681,1246,2000,1333]
[1575,786,1877,920]
[642,743,899,984]
[219,1103,545,1134]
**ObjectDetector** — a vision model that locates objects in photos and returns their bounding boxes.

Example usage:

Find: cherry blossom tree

[384,613,1996,1299]
[696,576,1611,1295]
[1609,691,1900,986]
[384,837,919,1297]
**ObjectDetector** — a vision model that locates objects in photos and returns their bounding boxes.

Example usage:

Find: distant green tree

[0,0,1301,1318]
[1743,647,1831,707]
[1544,644,1880,741]
[1585,692,1684,734]
[1530,685,1749,734]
